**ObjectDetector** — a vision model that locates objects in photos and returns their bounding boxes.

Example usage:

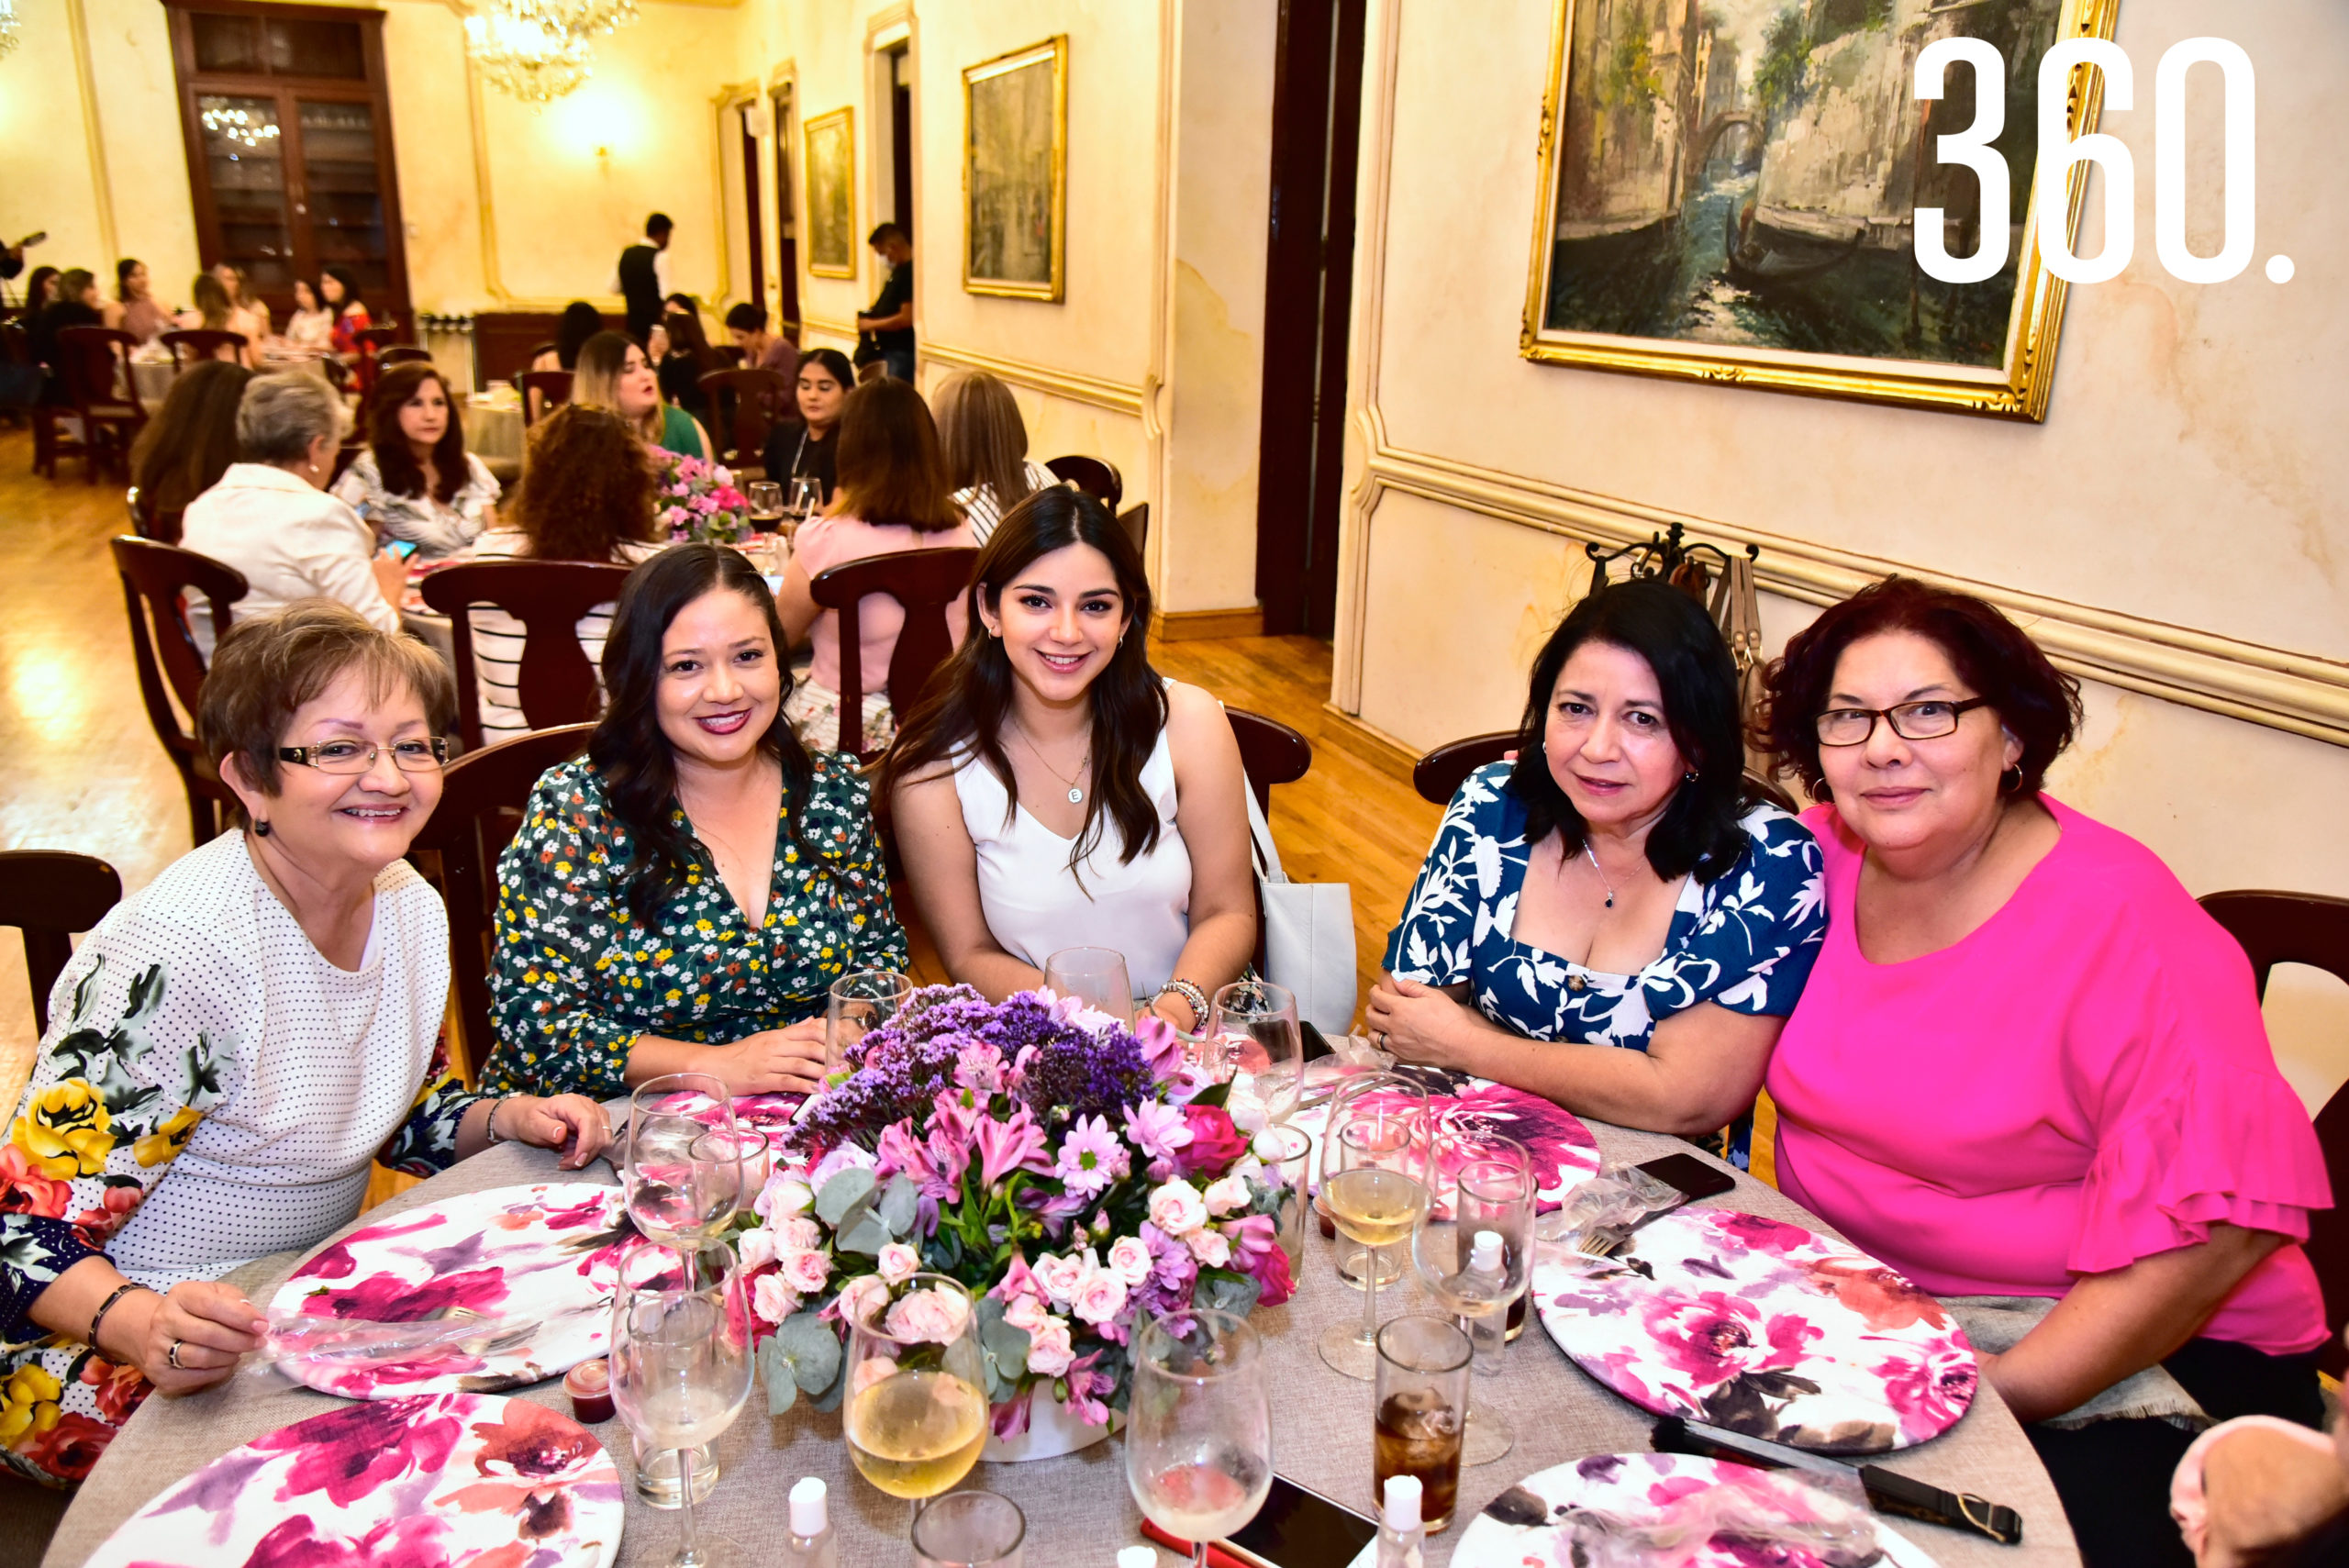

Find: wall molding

[920,340,1148,419]
[65,0,118,267]
[1154,606,1265,643]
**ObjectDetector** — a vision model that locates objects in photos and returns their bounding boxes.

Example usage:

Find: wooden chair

[408,723,595,1083]
[807,547,980,758]
[698,366,792,471]
[2199,888,2349,1374]
[1118,502,1150,558]
[126,486,184,545]
[111,535,249,845]
[518,370,573,428]
[419,559,636,752]
[1046,455,1122,511]
[2,318,78,478]
[377,346,433,369]
[351,325,400,398]
[159,328,248,373]
[0,851,124,1034]
[1227,706,1311,814]
[55,326,145,483]
[1411,729,1797,814]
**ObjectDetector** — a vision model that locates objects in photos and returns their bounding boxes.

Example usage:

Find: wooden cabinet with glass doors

[163,0,410,330]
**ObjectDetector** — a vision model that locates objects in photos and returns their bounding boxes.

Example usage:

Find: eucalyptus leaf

[814,1166,878,1226]
[837,1211,890,1255]
[777,1313,844,1393]
[807,1348,850,1413]
[1193,1269,1262,1317]
[758,1336,800,1415]
[877,1173,919,1238]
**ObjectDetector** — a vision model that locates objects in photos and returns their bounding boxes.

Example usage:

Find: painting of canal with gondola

[1523,0,2113,419]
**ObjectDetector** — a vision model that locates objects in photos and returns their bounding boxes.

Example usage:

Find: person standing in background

[855,222,914,382]
[614,213,674,345]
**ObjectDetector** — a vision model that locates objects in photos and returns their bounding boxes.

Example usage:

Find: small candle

[565,1358,614,1423]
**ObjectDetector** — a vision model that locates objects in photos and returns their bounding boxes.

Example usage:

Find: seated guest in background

[175,273,257,365]
[529,300,605,373]
[723,301,798,378]
[1758,577,2330,1568]
[885,488,1254,1030]
[759,347,851,505]
[22,265,61,317]
[774,377,974,751]
[483,545,907,1099]
[212,262,270,339]
[573,328,711,462]
[331,361,500,559]
[466,405,667,737]
[0,602,609,1489]
[651,295,714,428]
[180,372,405,651]
[938,370,1056,547]
[128,360,251,533]
[318,266,371,360]
[1371,579,1824,1167]
[29,269,102,399]
[282,278,335,350]
[102,259,174,344]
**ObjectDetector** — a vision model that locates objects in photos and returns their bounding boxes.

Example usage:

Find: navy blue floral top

[1383,762,1827,1162]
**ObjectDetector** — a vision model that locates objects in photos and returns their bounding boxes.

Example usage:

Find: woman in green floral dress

[483,545,908,1099]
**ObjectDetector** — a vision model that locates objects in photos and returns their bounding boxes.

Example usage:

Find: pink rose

[1033,1251,1088,1307]
[1184,1227,1232,1268]
[835,1273,889,1329]
[1003,1293,1050,1333]
[1025,1317,1075,1377]
[738,1228,779,1272]
[751,1273,799,1325]
[1107,1235,1154,1285]
[753,1171,811,1219]
[885,1285,970,1346]
[876,1242,920,1284]
[781,1248,832,1294]
[1070,1266,1129,1327]
[777,1216,823,1251]
[1202,1175,1252,1217]
[1147,1180,1209,1238]
[1175,1106,1250,1177]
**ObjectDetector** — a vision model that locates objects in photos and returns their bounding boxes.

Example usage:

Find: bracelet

[1155,978,1209,1030]
[484,1096,515,1145]
[88,1282,150,1353]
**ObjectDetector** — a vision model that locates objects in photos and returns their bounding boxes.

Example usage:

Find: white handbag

[1242,784,1359,1036]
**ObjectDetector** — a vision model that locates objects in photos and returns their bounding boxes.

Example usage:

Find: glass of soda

[1372,1315,1471,1531]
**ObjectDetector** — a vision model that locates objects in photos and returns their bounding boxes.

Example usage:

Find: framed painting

[963,35,1067,301]
[803,106,856,279]
[1520,0,2118,420]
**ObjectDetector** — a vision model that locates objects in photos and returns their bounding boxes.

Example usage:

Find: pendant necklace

[1012,722,1090,805]
[1583,840,1617,908]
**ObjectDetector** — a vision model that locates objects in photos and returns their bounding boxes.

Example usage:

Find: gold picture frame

[804,106,857,280]
[1520,0,2120,421]
[963,35,1068,302]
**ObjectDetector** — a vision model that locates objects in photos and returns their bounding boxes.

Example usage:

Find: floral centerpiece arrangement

[651,450,751,544]
[729,984,1295,1441]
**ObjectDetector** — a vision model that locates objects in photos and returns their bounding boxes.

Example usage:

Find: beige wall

[1335,0,2349,1103]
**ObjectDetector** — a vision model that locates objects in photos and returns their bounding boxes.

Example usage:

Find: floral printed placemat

[270,1183,645,1399]
[1290,1067,1602,1215]
[1531,1208,1977,1453]
[645,1088,803,1142]
[1453,1452,1939,1568]
[84,1393,623,1568]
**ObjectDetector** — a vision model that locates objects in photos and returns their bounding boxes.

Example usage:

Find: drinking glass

[1127,1308,1273,1568]
[1041,947,1133,1023]
[610,1265,754,1567]
[746,480,784,526]
[786,475,823,520]
[1313,1073,1425,1298]
[827,970,915,1079]
[1373,1316,1471,1531]
[841,1273,990,1538]
[911,1490,1027,1568]
[1209,979,1303,1132]
[627,1077,743,1272]
[1410,1133,1534,1466]
[1251,1125,1313,1270]
[1317,1095,1430,1381]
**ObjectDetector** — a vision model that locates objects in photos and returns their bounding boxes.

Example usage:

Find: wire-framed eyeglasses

[277,738,451,774]
[1813,697,1989,747]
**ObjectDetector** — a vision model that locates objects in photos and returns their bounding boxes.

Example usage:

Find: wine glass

[841,1273,990,1538]
[610,1264,754,1568]
[1208,979,1302,1132]
[1410,1132,1534,1465]
[786,475,822,521]
[1041,947,1133,1023]
[1126,1308,1272,1568]
[827,970,915,1079]
[1317,1093,1430,1381]
[746,480,784,527]
[627,1077,744,1273]
[1314,1072,1425,1296]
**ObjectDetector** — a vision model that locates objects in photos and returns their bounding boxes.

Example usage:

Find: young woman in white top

[884,487,1256,1031]
[936,370,1058,547]
[331,361,501,559]
[283,279,336,350]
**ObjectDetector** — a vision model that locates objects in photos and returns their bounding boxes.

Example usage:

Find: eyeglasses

[1814,697,1989,747]
[277,738,450,774]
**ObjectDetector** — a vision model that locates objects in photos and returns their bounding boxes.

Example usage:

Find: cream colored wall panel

[379,1,485,310]
[0,0,114,281]
[82,0,199,298]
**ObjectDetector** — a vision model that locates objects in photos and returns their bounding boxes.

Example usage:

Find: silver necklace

[1012,722,1090,805]
[1583,840,1616,909]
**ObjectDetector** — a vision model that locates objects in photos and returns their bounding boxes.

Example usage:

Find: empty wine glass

[1314,1072,1425,1296]
[627,1077,743,1273]
[1208,979,1302,1132]
[610,1262,754,1567]
[841,1273,989,1539]
[1127,1308,1272,1568]
[1318,1092,1430,1381]
[827,970,915,1079]
[1410,1132,1534,1465]
[1041,947,1133,1023]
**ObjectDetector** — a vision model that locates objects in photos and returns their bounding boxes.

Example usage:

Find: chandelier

[463,0,638,104]
[0,0,21,61]
[200,102,282,149]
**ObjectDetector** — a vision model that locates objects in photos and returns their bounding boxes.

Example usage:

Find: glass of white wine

[1318,1094,1430,1381]
[1127,1308,1272,1568]
[841,1273,990,1538]
[1314,1073,1425,1296]
[610,1264,754,1568]
[1410,1132,1533,1465]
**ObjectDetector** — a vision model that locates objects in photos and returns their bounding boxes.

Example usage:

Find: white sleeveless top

[952,725,1193,997]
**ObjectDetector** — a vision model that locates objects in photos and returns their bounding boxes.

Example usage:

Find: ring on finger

[167,1340,186,1370]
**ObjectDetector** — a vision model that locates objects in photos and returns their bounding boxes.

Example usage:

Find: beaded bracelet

[1155,978,1209,1031]
[87,1281,150,1353]
[484,1096,516,1144]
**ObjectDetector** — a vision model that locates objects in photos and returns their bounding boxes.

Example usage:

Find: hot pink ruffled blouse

[1767,796,2330,1356]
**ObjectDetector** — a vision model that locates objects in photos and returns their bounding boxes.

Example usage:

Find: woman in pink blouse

[1759,578,2330,1568]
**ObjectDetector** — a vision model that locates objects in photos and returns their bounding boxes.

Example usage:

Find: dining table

[42,1111,2079,1568]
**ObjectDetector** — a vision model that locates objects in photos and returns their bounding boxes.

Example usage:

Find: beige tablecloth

[44,1121,2078,1567]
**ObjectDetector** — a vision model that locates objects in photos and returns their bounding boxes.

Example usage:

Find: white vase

[981,1389,1119,1462]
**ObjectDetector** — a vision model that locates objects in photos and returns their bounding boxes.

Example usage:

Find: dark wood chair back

[1119,503,1150,558]
[1046,455,1123,511]
[377,346,433,369]
[807,547,981,758]
[159,328,249,372]
[126,485,184,545]
[1411,728,1798,814]
[0,851,124,1035]
[2199,889,2349,1374]
[57,326,145,480]
[1227,707,1311,815]
[419,559,636,751]
[518,370,573,428]
[110,535,250,843]
[698,366,792,469]
[408,722,595,1082]
[351,325,400,398]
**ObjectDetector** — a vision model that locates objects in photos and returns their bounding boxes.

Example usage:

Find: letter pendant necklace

[1013,722,1090,805]
[1583,840,1616,908]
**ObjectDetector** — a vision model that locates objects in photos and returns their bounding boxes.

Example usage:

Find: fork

[1575,1197,1691,1258]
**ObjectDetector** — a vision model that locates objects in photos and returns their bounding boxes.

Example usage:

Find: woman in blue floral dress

[1370,581,1826,1167]
[483,546,907,1100]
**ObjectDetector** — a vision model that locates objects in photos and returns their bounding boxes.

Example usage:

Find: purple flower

[953,1041,1007,1093]
[1052,1115,1130,1198]
[876,1120,952,1200]
[1122,1100,1192,1163]
[974,1106,1052,1186]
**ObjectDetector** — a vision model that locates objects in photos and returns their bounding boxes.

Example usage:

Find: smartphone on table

[1634,1151,1737,1203]
[1141,1473,1380,1568]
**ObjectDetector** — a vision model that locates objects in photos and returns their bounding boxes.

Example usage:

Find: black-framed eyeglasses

[1813,697,1990,747]
[277,738,450,774]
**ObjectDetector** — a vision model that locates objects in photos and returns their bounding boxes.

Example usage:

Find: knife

[1651,1417,2023,1546]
